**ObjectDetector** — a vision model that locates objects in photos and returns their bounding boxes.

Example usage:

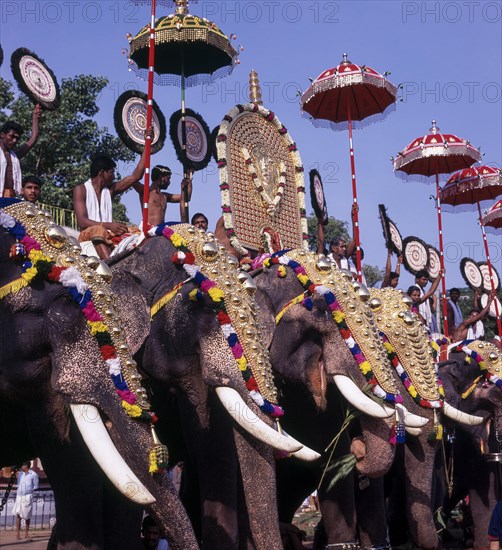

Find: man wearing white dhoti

[13,462,39,540]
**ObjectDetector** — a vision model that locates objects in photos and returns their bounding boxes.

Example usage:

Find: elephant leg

[404,434,439,550]
[356,477,389,549]
[469,467,498,549]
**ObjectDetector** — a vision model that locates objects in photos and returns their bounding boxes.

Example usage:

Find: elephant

[437,339,502,549]
[365,288,484,550]
[0,200,199,549]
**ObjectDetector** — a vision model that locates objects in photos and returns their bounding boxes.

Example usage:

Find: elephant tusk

[280,430,321,462]
[405,426,423,436]
[215,387,302,453]
[333,375,395,418]
[397,404,430,428]
[70,404,156,505]
[443,402,484,426]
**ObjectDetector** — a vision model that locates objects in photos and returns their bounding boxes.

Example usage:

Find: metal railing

[0,490,56,530]
[38,203,78,230]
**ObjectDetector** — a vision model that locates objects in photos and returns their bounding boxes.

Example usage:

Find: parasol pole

[477,201,502,336]
[141,0,157,235]
[180,54,191,223]
[435,173,450,338]
[346,102,362,283]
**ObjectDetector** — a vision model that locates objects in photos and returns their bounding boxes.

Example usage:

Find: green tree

[307,213,349,252]
[0,75,135,223]
[362,264,384,288]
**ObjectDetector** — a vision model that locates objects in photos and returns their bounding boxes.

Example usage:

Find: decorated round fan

[211,125,220,163]
[378,204,402,255]
[459,257,483,290]
[426,245,441,281]
[480,293,502,319]
[114,91,166,155]
[10,47,61,110]
[169,109,212,172]
[309,169,328,225]
[402,236,429,275]
[478,261,501,292]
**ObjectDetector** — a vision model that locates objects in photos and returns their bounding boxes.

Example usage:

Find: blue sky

[1,0,501,288]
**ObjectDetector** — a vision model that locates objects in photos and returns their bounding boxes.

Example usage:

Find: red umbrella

[441,166,502,336]
[393,121,481,338]
[301,53,397,282]
[484,199,502,235]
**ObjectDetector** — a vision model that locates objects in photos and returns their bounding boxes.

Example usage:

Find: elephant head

[107,226,316,549]
[0,201,198,549]
[438,340,502,548]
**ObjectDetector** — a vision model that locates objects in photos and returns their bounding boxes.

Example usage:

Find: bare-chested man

[133,165,191,226]
[451,292,494,342]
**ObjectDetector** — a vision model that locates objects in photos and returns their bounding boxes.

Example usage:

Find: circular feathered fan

[114,90,166,154]
[309,169,328,225]
[480,293,502,319]
[169,109,212,172]
[402,236,429,275]
[459,257,483,290]
[10,47,61,110]
[478,261,501,292]
[378,204,402,255]
[426,245,441,282]
[211,125,220,163]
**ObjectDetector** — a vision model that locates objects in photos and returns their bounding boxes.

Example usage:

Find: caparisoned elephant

[107,225,314,550]
[438,340,502,549]
[0,200,199,550]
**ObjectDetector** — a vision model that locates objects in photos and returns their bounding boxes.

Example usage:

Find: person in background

[452,292,494,342]
[142,515,169,550]
[20,175,42,204]
[406,270,443,329]
[133,165,191,226]
[381,250,402,289]
[0,104,41,198]
[414,269,435,331]
[13,461,39,540]
[191,212,208,231]
[447,288,463,332]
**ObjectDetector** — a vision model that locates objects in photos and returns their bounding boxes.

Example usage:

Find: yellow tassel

[149,426,169,475]
[150,281,185,319]
[461,376,482,399]
[0,277,29,300]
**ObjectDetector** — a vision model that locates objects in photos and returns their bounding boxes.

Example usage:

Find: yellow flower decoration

[88,321,108,335]
[28,249,49,264]
[236,356,248,372]
[208,287,224,302]
[170,234,186,248]
[189,289,199,301]
[333,310,345,324]
[384,342,394,353]
[277,265,287,278]
[409,385,418,398]
[122,401,143,418]
[297,274,309,285]
[149,449,159,474]
[359,361,371,375]
[21,267,38,283]
[439,386,445,397]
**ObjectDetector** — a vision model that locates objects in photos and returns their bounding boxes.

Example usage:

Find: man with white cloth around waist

[73,128,152,259]
[13,461,39,540]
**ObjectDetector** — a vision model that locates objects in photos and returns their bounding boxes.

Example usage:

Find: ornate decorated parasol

[440,165,502,335]
[393,121,481,338]
[301,54,397,281]
[127,0,238,224]
[484,199,502,235]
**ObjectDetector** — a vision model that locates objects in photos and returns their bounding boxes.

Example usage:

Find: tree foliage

[307,213,349,253]
[0,75,135,223]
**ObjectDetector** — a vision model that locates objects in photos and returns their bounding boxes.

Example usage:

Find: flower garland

[216,103,309,255]
[381,333,444,409]
[241,147,286,217]
[0,209,155,425]
[450,341,502,390]
[149,223,284,418]
[262,251,401,405]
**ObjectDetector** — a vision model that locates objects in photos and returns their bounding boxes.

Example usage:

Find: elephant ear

[252,270,276,351]
[111,269,151,355]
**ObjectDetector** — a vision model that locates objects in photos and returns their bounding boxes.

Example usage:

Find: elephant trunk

[355,415,396,478]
